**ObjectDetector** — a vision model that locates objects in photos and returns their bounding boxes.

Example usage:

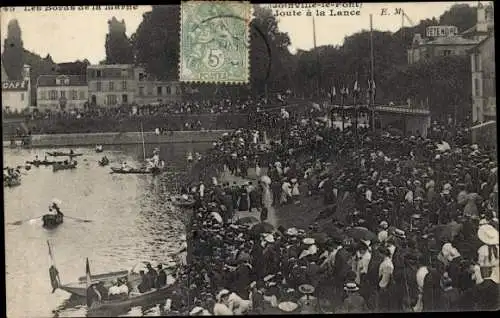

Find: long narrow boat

[47,151,83,157]
[26,160,64,166]
[110,167,164,175]
[53,162,78,172]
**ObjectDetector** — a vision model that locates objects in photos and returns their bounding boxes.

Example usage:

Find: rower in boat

[69,149,75,155]
[49,200,64,218]
[121,161,132,172]
[95,144,103,152]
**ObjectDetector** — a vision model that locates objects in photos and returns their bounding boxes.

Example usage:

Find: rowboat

[26,160,64,166]
[170,195,196,208]
[4,178,21,188]
[47,242,178,311]
[98,158,110,166]
[110,167,164,175]
[89,284,175,312]
[42,214,64,228]
[53,162,78,172]
[47,151,83,157]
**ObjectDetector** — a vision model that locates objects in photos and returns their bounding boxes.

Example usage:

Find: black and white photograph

[1,2,498,316]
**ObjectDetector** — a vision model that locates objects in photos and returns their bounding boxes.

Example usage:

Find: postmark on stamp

[180,1,251,84]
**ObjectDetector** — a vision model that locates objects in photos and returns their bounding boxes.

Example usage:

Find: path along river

[4,143,212,317]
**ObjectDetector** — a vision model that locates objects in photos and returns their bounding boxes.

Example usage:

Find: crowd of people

[159,100,499,315]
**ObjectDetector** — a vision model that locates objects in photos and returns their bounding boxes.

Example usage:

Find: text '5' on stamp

[179,1,251,84]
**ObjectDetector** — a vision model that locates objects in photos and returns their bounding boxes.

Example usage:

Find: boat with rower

[26,160,65,166]
[95,145,104,153]
[53,161,78,172]
[4,178,21,188]
[110,166,165,175]
[42,213,64,228]
[47,151,83,157]
[98,157,110,166]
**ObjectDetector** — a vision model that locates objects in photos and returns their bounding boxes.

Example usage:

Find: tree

[132,5,180,80]
[2,19,24,80]
[439,4,476,33]
[105,17,134,64]
[250,5,293,95]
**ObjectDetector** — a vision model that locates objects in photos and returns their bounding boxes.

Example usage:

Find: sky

[0,2,479,64]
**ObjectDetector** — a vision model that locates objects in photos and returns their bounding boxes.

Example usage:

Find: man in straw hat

[336,282,368,313]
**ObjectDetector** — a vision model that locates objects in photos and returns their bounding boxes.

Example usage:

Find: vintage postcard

[2,2,497,317]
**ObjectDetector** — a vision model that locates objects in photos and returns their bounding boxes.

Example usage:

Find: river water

[4,143,211,318]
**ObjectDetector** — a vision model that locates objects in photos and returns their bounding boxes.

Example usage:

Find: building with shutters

[470,33,495,123]
[87,64,136,107]
[36,75,88,111]
[133,66,182,106]
[1,63,31,112]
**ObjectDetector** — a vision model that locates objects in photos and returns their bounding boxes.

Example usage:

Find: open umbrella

[261,175,272,185]
[236,216,260,226]
[210,211,223,224]
[345,227,377,242]
[319,221,344,238]
[311,232,329,245]
[250,222,275,236]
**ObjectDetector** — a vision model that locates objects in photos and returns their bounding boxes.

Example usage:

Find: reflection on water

[4,143,210,317]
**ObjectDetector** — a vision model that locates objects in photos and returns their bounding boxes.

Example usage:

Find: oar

[64,215,93,223]
[8,215,44,225]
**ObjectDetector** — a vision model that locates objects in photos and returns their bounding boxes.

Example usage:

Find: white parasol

[51,198,62,206]
[210,211,223,224]
[260,175,272,185]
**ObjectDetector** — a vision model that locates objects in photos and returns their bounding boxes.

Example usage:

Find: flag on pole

[86,257,92,287]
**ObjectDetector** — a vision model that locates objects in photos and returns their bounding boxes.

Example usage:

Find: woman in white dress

[477,224,499,284]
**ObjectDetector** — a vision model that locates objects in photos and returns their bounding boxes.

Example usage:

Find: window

[138,73,145,81]
[474,78,481,97]
[166,86,172,95]
[70,90,78,100]
[21,93,24,101]
[96,70,102,78]
[109,81,114,91]
[443,50,452,56]
[64,78,70,85]
[79,91,86,100]
[49,90,58,100]
[106,95,117,106]
[475,54,481,72]
[122,80,127,90]
[60,90,66,98]
[122,94,128,104]
[157,86,162,96]
[139,87,144,96]
[96,81,102,92]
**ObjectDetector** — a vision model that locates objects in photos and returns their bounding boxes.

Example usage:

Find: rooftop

[425,36,479,46]
[37,75,87,87]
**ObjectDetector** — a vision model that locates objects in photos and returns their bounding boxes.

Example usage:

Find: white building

[134,66,182,105]
[87,64,136,107]
[36,75,88,111]
[1,63,31,112]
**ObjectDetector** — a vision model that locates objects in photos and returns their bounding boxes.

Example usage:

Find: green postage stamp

[180,1,251,84]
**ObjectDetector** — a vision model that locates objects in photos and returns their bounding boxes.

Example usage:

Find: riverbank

[3,130,231,148]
